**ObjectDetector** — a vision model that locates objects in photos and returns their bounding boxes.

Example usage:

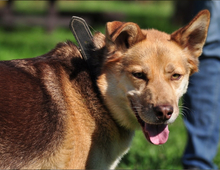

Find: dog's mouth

[130,101,169,145]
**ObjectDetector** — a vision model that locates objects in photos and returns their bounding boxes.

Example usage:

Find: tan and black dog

[0,10,210,169]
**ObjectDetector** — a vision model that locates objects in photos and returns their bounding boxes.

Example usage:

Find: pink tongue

[143,123,169,145]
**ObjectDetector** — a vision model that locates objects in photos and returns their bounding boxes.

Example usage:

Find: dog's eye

[132,72,145,79]
[171,74,181,80]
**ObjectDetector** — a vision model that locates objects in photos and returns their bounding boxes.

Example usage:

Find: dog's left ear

[171,9,210,74]
[105,21,146,51]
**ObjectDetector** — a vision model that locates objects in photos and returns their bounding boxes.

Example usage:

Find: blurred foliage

[10,1,178,32]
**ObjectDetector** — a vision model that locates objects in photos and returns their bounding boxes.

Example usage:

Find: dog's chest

[86,129,134,169]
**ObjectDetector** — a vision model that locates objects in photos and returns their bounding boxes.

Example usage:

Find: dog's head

[95,10,210,145]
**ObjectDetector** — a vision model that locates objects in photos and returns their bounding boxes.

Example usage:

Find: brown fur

[0,10,210,169]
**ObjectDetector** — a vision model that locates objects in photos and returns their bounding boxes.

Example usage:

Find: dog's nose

[154,105,173,121]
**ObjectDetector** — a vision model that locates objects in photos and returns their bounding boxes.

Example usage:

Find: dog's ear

[105,21,146,51]
[171,9,210,74]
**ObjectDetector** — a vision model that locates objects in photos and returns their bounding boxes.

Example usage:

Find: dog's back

[0,42,77,168]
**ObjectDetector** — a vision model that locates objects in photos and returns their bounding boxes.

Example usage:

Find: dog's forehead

[123,29,188,72]
[127,30,185,63]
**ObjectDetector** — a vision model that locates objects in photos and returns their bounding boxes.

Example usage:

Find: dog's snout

[154,105,173,121]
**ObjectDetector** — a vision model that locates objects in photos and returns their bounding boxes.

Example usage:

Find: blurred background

[0,1,219,169]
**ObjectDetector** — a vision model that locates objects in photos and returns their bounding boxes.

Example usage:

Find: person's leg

[182,58,220,169]
[182,1,220,169]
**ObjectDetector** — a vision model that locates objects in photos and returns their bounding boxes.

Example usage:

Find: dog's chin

[130,101,169,145]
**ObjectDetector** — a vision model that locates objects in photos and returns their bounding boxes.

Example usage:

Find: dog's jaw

[130,100,169,145]
[97,73,141,130]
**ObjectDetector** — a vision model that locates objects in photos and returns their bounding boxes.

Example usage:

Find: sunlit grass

[0,27,74,60]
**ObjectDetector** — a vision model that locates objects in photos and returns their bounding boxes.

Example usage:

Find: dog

[0,10,210,169]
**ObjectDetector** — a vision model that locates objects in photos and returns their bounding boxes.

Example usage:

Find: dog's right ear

[171,10,210,74]
[105,21,146,51]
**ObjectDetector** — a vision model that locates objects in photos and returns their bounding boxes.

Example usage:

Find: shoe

[184,165,201,170]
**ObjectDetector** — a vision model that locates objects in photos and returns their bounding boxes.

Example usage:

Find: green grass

[0,27,73,60]
[1,1,219,169]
